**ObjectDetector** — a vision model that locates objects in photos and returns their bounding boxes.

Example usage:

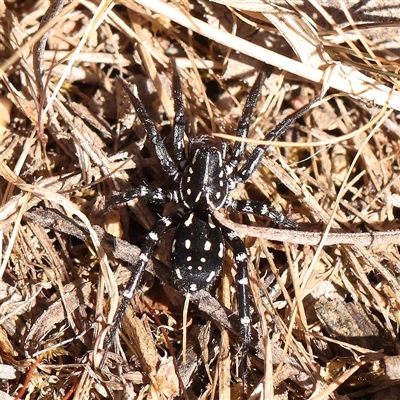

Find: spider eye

[188,135,223,157]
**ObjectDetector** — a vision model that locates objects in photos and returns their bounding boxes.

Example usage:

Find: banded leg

[171,59,186,165]
[103,212,183,353]
[234,95,321,184]
[225,70,266,177]
[228,198,298,229]
[222,227,252,384]
[221,140,229,161]
[106,184,179,211]
[116,76,180,181]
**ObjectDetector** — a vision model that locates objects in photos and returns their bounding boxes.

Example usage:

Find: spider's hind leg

[103,211,183,358]
[222,226,253,392]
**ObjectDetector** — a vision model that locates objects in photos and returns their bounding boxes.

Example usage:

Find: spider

[103,60,320,388]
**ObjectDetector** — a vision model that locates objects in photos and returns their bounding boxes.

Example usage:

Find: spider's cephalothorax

[104,60,320,386]
[181,136,229,211]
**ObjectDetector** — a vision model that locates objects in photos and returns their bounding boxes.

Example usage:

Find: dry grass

[1,1,400,399]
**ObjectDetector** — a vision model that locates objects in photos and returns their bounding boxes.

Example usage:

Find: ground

[0,1,400,399]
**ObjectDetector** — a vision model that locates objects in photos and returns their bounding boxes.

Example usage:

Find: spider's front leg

[116,76,181,182]
[234,94,321,184]
[171,58,186,166]
[225,69,266,177]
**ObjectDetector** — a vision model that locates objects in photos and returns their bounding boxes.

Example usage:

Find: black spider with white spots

[104,60,320,384]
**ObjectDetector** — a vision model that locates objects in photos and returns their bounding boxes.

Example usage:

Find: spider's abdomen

[171,212,224,292]
[180,144,229,211]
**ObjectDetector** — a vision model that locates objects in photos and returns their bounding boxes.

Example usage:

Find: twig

[212,208,400,246]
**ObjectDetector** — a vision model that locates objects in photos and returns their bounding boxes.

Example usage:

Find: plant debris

[1,1,400,399]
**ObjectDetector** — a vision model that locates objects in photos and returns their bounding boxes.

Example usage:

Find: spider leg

[103,211,183,356]
[116,76,181,182]
[225,70,266,178]
[234,95,321,184]
[221,226,252,390]
[221,140,229,160]
[171,59,187,167]
[106,184,179,212]
[228,198,298,229]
